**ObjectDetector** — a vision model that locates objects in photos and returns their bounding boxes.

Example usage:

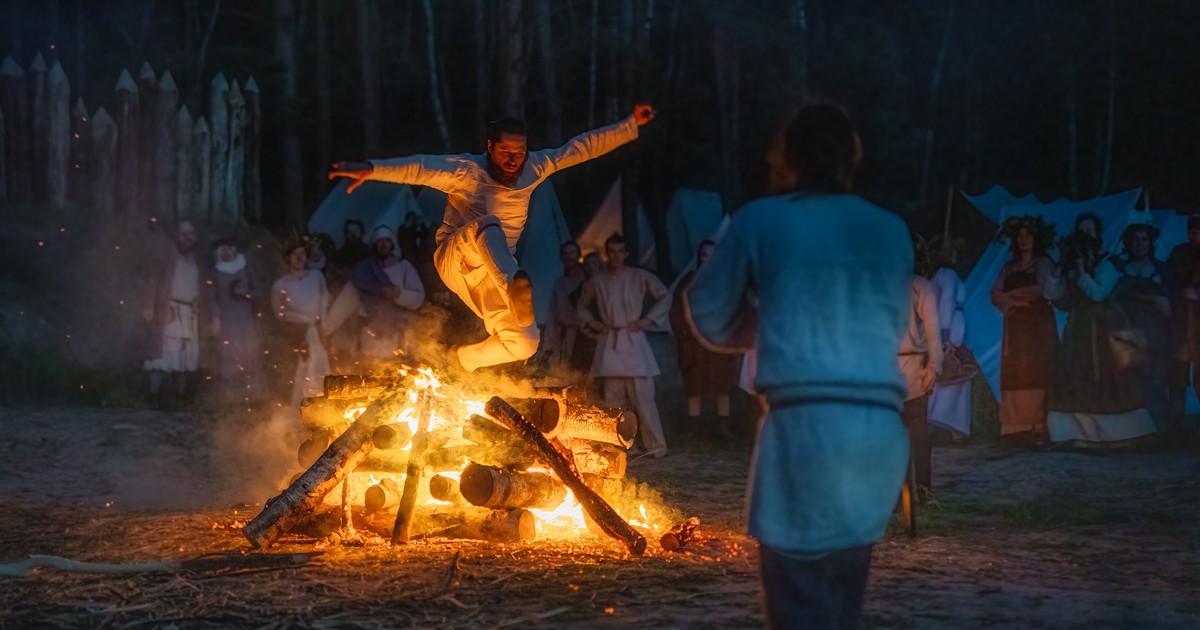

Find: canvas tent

[416,186,448,228]
[308,180,422,249]
[513,183,572,325]
[961,187,1198,412]
[576,178,656,269]
[664,189,723,274]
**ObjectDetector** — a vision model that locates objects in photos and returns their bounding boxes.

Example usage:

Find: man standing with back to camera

[685,103,913,628]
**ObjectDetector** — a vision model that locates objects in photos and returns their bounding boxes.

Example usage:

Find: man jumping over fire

[329,105,656,372]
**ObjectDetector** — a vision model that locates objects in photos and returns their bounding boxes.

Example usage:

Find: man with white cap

[329,105,656,372]
[343,225,426,359]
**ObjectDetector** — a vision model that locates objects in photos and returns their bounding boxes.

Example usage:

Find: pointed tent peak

[71,97,87,117]
[47,60,68,84]
[210,71,228,90]
[244,76,259,93]
[29,51,47,72]
[157,69,178,93]
[194,114,209,133]
[0,56,24,77]
[139,61,156,81]
[92,106,114,127]
[114,69,137,92]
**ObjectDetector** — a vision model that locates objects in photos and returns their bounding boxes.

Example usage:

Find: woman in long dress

[928,264,971,438]
[271,240,331,407]
[1047,218,1165,445]
[990,220,1059,442]
[212,238,265,406]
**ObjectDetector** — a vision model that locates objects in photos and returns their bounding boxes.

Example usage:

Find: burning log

[444,508,536,543]
[363,478,402,513]
[297,427,334,468]
[562,438,627,478]
[544,405,637,449]
[459,462,566,510]
[243,388,408,549]
[391,391,433,545]
[372,423,412,450]
[513,398,560,434]
[485,396,647,556]
[429,474,466,505]
[299,395,366,430]
[323,374,391,400]
[659,517,701,552]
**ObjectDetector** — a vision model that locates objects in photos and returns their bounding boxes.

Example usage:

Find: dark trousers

[902,394,931,490]
[760,543,874,630]
[1167,360,1196,440]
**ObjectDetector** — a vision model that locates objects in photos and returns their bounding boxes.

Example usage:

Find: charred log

[485,396,646,556]
[244,388,409,548]
[562,438,627,478]
[322,374,392,399]
[660,517,701,552]
[299,395,367,430]
[298,427,335,468]
[459,462,566,510]
[363,477,403,513]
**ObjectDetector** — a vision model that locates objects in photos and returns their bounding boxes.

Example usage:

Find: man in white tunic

[143,219,205,406]
[341,226,426,359]
[900,275,943,495]
[329,106,656,372]
[577,234,673,457]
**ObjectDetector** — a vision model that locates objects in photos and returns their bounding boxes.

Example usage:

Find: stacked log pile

[245,372,649,555]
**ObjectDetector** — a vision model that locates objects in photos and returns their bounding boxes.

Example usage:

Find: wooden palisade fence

[0,52,261,225]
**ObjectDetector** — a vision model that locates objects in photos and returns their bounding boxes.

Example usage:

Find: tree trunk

[191,115,211,225]
[190,0,222,106]
[587,0,598,128]
[113,69,139,216]
[791,0,808,94]
[208,72,229,223]
[175,105,194,219]
[243,388,409,548]
[357,0,381,155]
[154,71,179,220]
[496,0,525,118]
[273,0,305,225]
[485,396,646,556]
[0,106,6,202]
[473,0,490,130]
[29,53,49,203]
[90,107,118,215]
[315,0,331,191]
[0,57,27,202]
[67,98,90,207]
[46,60,70,208]
[533,0,562,144]
[918,0,956,203]
[420,0,451,148]
[243,77,261,222]
[1099,0,1116,195]
[1067,71,1079,199]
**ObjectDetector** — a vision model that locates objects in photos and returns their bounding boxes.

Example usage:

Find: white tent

[664,189,723,274]
[308,180,422,249]
[415,186,448,228]
[963,185,1042,223]
[576,178,656,269]
[513,182,572,325]
[961,189,1185,406]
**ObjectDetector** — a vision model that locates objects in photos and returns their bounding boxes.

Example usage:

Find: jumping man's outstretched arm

[328,154,466,194]
[537,104,656,175]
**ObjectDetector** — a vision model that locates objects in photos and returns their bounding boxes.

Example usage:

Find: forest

[5,0,1198,262]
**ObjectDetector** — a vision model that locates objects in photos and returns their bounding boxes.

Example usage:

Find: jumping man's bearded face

[486,132,528,186]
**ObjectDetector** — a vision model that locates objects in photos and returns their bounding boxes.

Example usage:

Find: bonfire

[241,366,697,556]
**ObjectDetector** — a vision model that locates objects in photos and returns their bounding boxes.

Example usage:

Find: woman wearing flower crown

[1046,211,1165,446]
[990,216,1059,443]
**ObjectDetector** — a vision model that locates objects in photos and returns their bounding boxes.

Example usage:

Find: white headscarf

[214,250,247,274]
[369,225,395,245]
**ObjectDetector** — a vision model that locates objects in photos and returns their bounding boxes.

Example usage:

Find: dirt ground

[0,405,1198,629]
